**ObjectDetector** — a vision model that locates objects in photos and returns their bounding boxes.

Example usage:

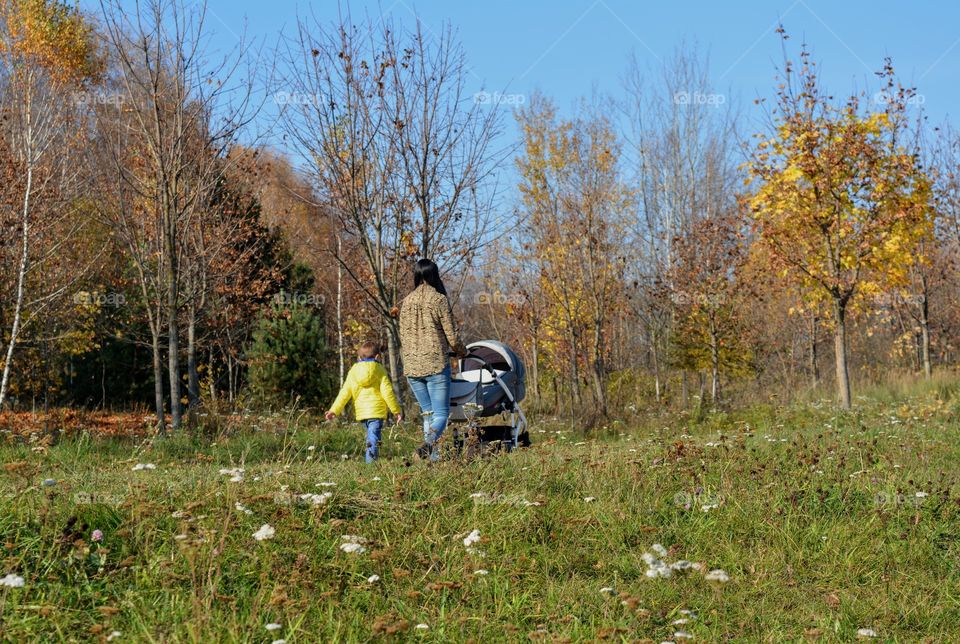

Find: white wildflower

[415,623,429,630]
[674,631,694,640]
[340,535,369,554]
[599,587,615,594]
[367,574,380,583]
[915,491,928,498]
[234,502,253,515]
[463,529,481,547]
[651,543,668,558]
[106,631,122,641]
[645,563,672,578]
[253,524,276,541]
[856,628,878,638]
[0,573,25,588]
[131,463,156,471]
[583,496,596,503]
[299,492,333,505]
[265,623,282,632]
[704,569,730,583]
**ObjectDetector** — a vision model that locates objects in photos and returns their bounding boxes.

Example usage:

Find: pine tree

[246,298,335,409]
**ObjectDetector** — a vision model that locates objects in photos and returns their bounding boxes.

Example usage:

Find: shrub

[246,296,335,409]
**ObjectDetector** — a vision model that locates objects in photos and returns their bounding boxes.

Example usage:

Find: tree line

[1,1,958,430]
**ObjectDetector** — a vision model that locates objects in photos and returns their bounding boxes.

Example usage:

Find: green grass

[2,387,960,642]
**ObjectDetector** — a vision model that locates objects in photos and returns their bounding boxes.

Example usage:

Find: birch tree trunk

[0,158,32,410]
[833,298,852,410]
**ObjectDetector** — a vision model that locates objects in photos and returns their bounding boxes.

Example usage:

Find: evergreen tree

[246,298,335,409]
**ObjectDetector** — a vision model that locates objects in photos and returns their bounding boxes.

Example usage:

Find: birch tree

[0,0,100,409]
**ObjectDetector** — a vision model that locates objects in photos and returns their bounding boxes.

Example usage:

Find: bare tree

[96,0,259,432]
[620,45,740,407]
[276,10,505,391]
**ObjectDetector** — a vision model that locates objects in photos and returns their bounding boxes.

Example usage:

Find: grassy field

[2,381,960,642]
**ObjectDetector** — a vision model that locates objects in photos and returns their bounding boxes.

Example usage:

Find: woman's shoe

[414,442,432,460]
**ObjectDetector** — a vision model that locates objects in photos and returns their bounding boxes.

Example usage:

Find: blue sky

[84,0,960,152]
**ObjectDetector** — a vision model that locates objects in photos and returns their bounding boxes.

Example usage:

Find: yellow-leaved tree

[746,38,933,408]
[516,94,630,417]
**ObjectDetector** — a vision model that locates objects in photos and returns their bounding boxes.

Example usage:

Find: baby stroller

[448,341,530,451]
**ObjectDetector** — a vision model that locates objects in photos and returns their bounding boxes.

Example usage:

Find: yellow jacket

[328,360,402,421]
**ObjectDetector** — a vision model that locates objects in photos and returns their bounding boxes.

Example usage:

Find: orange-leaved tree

[0,0,100,409]
[669,211,753,406]
[746,40,933,409]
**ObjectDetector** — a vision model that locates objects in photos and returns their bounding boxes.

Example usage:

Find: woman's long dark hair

[413,258,447,296]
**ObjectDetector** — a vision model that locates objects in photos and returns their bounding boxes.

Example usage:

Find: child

[325,341,402,463]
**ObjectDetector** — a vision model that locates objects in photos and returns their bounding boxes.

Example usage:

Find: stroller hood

[462,340,526,403]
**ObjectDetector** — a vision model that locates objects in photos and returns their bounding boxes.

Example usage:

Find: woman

[399,259,466,460]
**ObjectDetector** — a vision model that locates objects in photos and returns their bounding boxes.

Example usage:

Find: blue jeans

[362,419,384,463]
[407,365,451,454]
